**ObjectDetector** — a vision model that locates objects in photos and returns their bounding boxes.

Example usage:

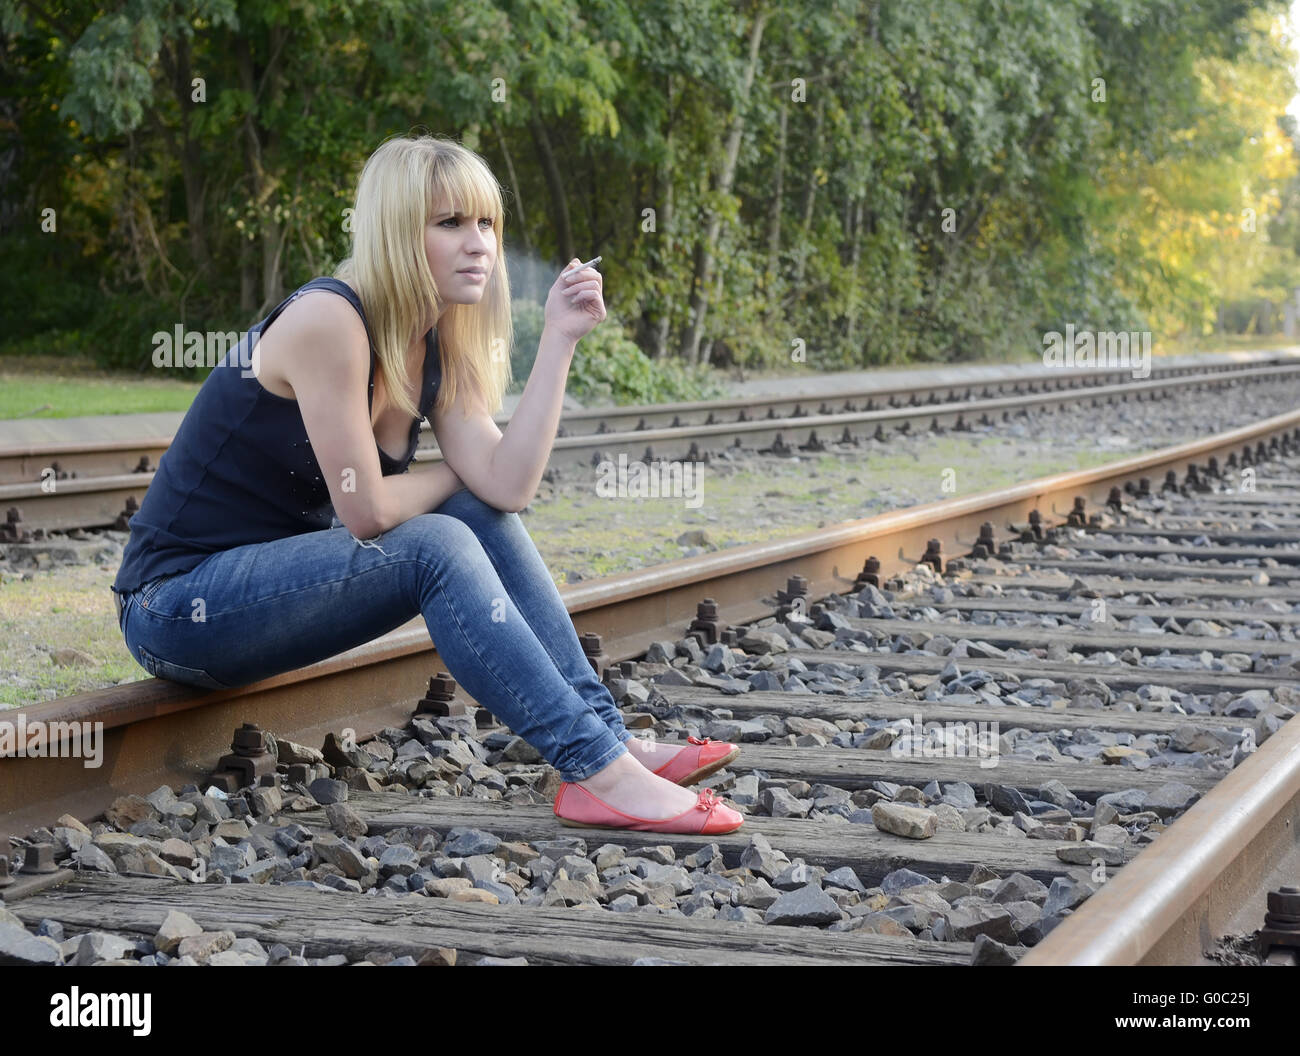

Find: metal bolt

[19,842,57,875]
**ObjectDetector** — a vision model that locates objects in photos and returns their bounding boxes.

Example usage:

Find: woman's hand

[544,258,606,342]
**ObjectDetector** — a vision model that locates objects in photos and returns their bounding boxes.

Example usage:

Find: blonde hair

[334,133,512,421]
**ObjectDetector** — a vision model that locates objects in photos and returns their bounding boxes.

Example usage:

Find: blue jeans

[116,488,633,782]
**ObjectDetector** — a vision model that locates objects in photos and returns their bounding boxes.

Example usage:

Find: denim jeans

[116,488,633,782]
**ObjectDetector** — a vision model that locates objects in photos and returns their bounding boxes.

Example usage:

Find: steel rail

[1016,712,1300,965]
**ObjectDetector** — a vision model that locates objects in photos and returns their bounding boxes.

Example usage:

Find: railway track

[2,409,1300,966]
[3,357,1297,538]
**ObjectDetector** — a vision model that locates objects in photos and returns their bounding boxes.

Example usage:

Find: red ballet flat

[553,783,744,834]
[646,735,740,787]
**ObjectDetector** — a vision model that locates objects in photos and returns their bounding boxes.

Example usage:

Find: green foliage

[1,0,1297,391]
[565,313,726,405]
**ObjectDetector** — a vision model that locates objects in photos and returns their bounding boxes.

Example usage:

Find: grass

[0,561,150,708]
[0,352,202,420]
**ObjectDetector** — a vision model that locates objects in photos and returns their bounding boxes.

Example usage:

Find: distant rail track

[2,356,1297,539]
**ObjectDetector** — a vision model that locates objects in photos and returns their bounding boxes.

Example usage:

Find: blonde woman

[110,133,742,836]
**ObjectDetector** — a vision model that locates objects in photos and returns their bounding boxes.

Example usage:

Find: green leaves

[5,0,1297,374]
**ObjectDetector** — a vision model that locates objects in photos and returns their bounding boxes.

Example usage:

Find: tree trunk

[846,194,865,349]
[793,93,825,286]
[681,7,769,364]
[237,32,284,315]
[492,117,532,296]
[159,35,210,276]
[766,97,788,283]
[528,113,574,267]
[651,72,676,361]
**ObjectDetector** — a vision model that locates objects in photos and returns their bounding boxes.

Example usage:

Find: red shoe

[646,735,740,787]
[553,782,744,834]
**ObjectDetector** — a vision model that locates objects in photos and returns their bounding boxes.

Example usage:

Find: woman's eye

[479,217,494,228]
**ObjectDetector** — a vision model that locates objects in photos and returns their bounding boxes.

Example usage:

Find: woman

[110,133,742,836]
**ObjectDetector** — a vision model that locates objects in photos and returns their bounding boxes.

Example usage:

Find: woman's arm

[431,324,574,513]
[431,258,605,513]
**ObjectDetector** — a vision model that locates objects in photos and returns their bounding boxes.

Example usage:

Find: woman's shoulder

[276,281,368,340]
[257,283,372,386]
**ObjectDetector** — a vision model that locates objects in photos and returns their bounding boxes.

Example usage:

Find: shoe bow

[686,735,713,746]
[696,788,722,811]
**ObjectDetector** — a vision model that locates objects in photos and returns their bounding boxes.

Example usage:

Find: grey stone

[944,903,1017,943]
[822,866,867,893]
[764,883,843,926]
[378,844,421,877]
[232,859,282,884]
[1056,841,1125,866]
[737,833,787,880]
[313,835,369,879]
[881,868,935,895]
[871,801,938,838]
[729,774,760,806]
[628,844,676,865]
[0,922,63,965]
[72,843,117,873]
[443,827,503,857]
[1142,781,1200,818]
[717,905,765,924]
[71,931,138,965]
[308,778,349,805]
[760,787,813,818]
[324,802,368,839]
[1096,788,1148,814]
[731,876,780,910]
[1042,876,1097,918]
[991,873,1048,905]
[939,781,977,809]
[985,784,1031,815]
[970,933,1020,965]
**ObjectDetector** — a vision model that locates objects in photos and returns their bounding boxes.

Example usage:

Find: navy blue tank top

[112,276,441,596]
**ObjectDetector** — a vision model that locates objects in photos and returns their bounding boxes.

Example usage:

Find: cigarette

[563,255,603,275]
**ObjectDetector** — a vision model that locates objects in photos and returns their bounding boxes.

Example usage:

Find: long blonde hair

[334,133,512,420]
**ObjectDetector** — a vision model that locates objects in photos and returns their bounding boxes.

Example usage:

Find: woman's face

[425,199,497,314]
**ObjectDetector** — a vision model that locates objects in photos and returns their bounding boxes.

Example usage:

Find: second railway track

[4,357,1299,538]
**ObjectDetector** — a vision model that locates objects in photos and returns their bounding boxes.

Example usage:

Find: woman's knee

[379,514,499,593]
[381,512,482,552]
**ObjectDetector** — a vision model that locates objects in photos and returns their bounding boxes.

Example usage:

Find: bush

[566,316,724,405]
[508,302,724,405]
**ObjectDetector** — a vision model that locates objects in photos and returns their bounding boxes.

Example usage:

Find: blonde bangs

[334,133,513,424]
